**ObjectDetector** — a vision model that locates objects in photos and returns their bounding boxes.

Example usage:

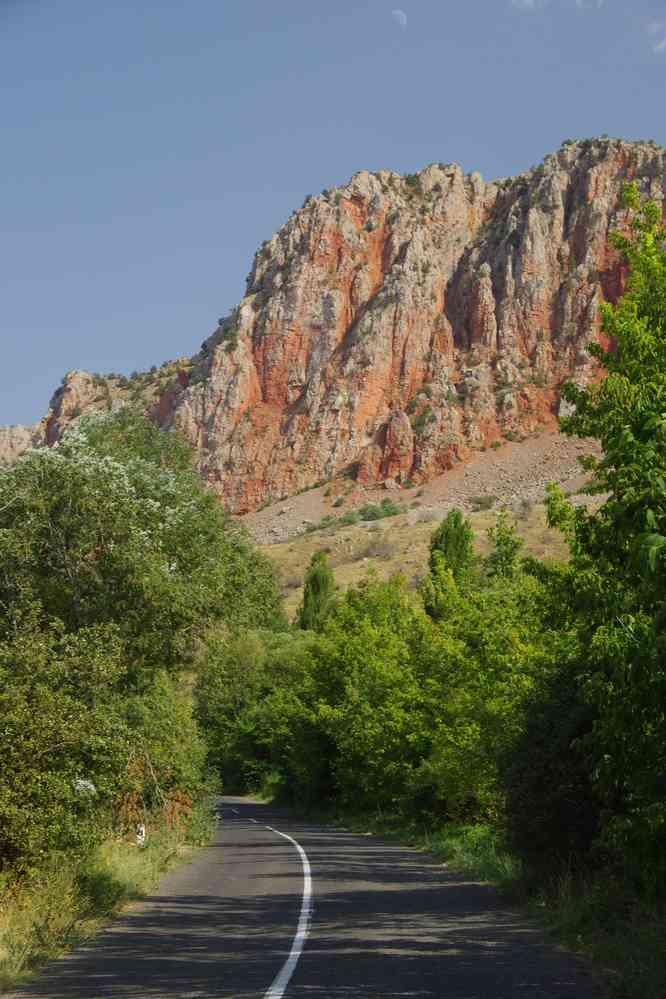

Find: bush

[502,663,599,873]
[411,407,432,436]
[306,514,338,533]
[517,498,534,519]
[0,803,214,989]
[416,509,439,523]
[358,498,403,521]
[470,494,497,512]
[0,619,128,872]
[362,538,397,560]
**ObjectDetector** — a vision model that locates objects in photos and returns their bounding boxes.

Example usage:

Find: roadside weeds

[0,801,215,994]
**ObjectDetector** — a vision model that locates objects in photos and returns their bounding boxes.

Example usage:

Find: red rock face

[4,138,666,511]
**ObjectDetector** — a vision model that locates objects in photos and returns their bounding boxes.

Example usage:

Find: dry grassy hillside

[261,500,573,620]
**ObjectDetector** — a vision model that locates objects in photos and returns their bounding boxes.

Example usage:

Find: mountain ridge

[3,136,664,511]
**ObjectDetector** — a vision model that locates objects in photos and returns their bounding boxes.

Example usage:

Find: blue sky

[2,0,665,424]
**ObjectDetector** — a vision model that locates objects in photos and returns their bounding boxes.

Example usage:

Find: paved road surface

[9,797,601,998]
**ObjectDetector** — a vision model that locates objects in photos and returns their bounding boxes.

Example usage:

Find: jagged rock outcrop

[4,138,665,511]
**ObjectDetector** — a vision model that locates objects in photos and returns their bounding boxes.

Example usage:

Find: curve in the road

[7,796,603,998]
[263,824,312,999]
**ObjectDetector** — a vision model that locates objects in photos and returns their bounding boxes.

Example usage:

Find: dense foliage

[0,410,283,874]
[197,527,558,820]
[539,183,666,892]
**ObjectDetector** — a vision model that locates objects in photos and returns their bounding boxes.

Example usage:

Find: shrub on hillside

[358,498,403,520]
[470,494,497,512]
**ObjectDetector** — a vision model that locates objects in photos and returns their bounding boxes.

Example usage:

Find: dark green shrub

[296,552,336,632]
[429,509,474,581]
[411,407,432,436]
[358,499,403,521]
[502,664,599,873]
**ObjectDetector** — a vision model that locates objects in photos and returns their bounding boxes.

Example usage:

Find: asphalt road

[9,797,602,999]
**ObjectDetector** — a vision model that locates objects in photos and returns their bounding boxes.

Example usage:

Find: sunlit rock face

[0,423,41,462]
[4,138,665,511]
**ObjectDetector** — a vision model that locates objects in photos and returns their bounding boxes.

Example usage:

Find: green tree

[195,629,321,796]
[416,567,556,821]
[313,576,437,810]
[296,551,336,631]
[429,509,475,581]
[543,183,666,889]
[419,551,458,621]
[501,647,600,872]
[122,671,210,806]
[71,406,195,473]
[485,509,523,579]
[0,411,285,683]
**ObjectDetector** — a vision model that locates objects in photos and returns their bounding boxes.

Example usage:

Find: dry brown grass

[262,503,571,619]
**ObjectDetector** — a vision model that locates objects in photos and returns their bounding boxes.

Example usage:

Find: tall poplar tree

[296,551,336,631]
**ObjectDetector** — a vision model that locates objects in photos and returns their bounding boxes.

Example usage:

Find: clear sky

[2,0,666,425]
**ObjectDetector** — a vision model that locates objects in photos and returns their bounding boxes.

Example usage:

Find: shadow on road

[9,800,600,999]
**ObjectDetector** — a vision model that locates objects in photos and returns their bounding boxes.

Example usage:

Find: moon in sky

[392,8,408,29]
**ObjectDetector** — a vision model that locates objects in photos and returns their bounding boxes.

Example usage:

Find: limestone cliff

[0,423,41,463]
[4,138,665,511]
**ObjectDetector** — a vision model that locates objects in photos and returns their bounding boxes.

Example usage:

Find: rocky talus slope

[3,138,665,511]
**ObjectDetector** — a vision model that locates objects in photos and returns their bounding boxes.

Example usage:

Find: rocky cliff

[4,138,665,511]
[0,423,42,464]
